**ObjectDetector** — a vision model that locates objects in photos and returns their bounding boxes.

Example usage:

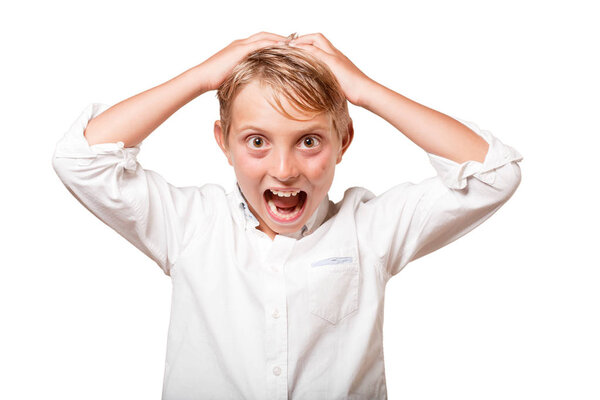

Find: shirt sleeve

[52,103,213,276]
[355,117,524,279]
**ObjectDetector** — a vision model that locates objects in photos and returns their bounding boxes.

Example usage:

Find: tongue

[271,193,300,209]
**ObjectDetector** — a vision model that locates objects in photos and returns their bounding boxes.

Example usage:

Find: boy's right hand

[199,32,288,92]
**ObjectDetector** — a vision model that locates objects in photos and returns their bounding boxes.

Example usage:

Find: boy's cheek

[232,152,263,170]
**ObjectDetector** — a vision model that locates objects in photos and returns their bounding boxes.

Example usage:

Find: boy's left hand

[290,33,374,107]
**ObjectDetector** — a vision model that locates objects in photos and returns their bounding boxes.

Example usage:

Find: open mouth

[263,189,308,223]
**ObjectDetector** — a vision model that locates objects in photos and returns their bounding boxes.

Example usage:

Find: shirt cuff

[53,102,142,172]
[426,118,524,189]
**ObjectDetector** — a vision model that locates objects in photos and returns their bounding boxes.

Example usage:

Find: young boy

[52,32,523,399]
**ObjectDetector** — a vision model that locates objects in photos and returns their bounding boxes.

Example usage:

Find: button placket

[262,237,294,399]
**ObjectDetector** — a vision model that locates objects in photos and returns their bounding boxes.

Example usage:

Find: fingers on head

[285,32,299,41]
[295,32,331,45]
[293,42,333,59]
[247,38,282,51]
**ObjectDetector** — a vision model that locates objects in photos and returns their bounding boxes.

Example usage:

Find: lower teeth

[267,198,302,220]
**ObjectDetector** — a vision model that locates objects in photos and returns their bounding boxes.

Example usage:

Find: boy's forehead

[230,80,332,134]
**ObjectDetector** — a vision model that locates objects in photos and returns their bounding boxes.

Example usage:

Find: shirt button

[272,309,280,319]
[272,366,281,376]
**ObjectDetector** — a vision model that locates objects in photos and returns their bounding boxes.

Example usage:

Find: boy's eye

[300,136,320,149]
[247,136,267,149]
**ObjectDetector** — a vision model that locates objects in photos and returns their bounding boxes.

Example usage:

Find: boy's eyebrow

[236,124,330,134]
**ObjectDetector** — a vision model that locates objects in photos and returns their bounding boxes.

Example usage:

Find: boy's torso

[161,183,389,400]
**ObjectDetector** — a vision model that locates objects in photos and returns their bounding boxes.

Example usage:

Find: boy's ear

[336,118,354,164]
[214,120,233,166]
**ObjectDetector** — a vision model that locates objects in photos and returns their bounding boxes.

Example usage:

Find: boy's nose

[269,150,300,182]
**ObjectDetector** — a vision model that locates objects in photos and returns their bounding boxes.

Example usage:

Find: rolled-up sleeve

[356,118,524,279]
[52,103,213,276]
[427,118,523,190]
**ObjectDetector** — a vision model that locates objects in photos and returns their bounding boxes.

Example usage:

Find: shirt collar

[232,180,330,240]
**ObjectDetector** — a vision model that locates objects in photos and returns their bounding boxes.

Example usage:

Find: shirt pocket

[308,249,359,325]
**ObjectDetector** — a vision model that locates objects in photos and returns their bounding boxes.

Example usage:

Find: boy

[52,32,523,399]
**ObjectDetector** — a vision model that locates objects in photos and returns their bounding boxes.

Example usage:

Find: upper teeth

[270,189,299,197]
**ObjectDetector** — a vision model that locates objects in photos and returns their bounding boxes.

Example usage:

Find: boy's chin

[265,217,304,233]
[274,223,303,233]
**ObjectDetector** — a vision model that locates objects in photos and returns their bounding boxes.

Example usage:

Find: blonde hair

[216,38,351,149]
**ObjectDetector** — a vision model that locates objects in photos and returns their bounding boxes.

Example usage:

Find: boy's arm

[53,32,287,276]
[353,125,522,277]
[293,34,523,277]
[357,82,490,164]
[53,103,215,276]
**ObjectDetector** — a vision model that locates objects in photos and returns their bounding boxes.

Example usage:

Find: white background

[1,0,598,398]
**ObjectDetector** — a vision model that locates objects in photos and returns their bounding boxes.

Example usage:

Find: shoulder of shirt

[196,182,226,195]
[181,183,228,210]
[330,183,417,214]
[330,186,376,213]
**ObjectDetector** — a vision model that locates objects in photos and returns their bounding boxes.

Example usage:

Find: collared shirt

[52,103,523,399]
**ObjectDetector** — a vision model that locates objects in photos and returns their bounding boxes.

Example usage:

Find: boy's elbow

[506,161,522,194]
[52,153,73,187]
[493,161,522,204]
[51,147,65,178]
[51,147,88,188]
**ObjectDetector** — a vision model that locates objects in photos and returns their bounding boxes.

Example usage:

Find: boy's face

[214,80,352,239]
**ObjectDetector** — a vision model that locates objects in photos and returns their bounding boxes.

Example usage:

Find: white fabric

[52,103,524,399]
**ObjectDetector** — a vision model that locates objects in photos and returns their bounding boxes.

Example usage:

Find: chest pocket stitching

[308,252,359,325]
[311,256,354,267]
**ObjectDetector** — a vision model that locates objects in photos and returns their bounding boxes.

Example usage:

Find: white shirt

[52,103,524,399]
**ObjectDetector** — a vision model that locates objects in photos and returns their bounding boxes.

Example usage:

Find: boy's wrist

[184,64,212,97]
[355,78,383,110]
